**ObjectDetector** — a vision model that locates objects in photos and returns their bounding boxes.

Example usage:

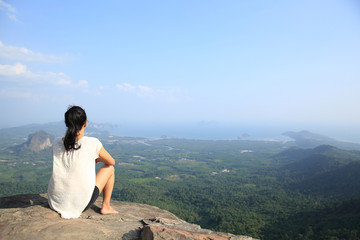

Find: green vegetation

[0,135,359,240]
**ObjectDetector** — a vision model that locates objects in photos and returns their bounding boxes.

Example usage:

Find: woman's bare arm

[96,147,115,166]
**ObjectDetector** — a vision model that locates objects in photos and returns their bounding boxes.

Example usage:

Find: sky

[1,0,360,139]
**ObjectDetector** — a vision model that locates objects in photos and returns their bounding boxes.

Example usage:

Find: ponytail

[63,106,87,151]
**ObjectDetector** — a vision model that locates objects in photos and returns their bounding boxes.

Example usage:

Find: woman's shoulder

[81,136,103,152]
[82,136,102,144]
[82,136,99,141]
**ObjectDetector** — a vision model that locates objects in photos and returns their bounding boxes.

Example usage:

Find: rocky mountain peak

[26,130,54,151]
[11,130,54,152]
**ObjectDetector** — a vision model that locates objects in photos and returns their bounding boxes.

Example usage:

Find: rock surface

[0,194,257,240]
[11,130,54,152]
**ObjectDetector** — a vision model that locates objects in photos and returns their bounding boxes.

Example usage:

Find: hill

[283,130,360,150]
[276,145,360,177]
[10,130,54,153]
[274,144,360,165]
[274,145,360,198]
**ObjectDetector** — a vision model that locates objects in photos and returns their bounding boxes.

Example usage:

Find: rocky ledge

[0,194,257,240]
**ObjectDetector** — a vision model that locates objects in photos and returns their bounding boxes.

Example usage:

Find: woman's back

[48,136,102,219]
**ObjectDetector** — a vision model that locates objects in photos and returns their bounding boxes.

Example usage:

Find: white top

[48,136,102,219]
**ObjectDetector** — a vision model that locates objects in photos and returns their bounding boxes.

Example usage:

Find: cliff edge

[0,194,257,240]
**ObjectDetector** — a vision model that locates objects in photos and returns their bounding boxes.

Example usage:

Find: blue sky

[1,0,360,138]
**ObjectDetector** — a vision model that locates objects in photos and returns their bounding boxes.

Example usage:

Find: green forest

[0,133,359,240]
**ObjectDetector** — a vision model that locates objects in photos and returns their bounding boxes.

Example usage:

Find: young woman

[48,106,118,218]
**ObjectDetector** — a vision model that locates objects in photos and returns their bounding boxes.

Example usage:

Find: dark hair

[63,106,87,151]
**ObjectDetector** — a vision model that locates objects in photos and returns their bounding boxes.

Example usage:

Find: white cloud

[116,83,136,92]
[7,13,21,23]
[55,78,73,86]
[77,80,88,88]
[0,0,21,23]
[0,0,15,12]
[0,62,88,89]
[0,41,68,63]
[55,77,88,89]
[0,62,30,75]
[116,83,157,98]
[116,82,193,103]
[137,85,155,97]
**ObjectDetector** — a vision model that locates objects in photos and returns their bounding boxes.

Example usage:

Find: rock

[10,130,54,153]
[0,194,257,240]
[140,218,255,240]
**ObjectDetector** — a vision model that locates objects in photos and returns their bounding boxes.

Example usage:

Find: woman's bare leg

[96,164,118,214]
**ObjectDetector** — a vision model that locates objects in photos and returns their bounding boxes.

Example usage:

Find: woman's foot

[100,205,118,215]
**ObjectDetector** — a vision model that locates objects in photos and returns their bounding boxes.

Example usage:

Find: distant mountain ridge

[274,145,360,199]
[274,144,360,164]
[2,123,360,151]
[283,130,360,150]
[275,144,360,173]
[0,121,114,140]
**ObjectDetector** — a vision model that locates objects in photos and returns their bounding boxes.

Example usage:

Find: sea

[109,122,360,143]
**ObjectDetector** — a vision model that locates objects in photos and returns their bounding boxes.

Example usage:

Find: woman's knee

[97,164,114,177]
[96,165,115,191]
[108,164,114,170]
[104,164,115,176]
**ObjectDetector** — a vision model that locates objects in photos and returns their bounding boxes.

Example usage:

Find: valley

[0,126,359,240]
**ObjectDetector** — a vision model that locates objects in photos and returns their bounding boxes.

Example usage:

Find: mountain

[11,130,54,152]
[283,130,360,150]
[274,145,360,199]
[277,145,360,176]
[273,145,360,164]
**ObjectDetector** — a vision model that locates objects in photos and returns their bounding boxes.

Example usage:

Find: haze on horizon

[0,1,360,141]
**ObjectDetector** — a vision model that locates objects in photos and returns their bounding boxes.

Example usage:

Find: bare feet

[100,206,118,215]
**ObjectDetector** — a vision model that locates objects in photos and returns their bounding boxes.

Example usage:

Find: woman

[48,106,118,218]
